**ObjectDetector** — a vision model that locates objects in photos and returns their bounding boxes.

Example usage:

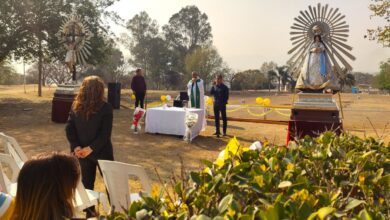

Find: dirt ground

[1,84,390,193]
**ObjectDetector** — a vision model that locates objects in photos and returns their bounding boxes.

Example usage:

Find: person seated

[11,152,81,220]
[0,192,15,219]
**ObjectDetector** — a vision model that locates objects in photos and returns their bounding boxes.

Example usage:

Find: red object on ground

[132,110,145,127]
[287,108,342,145]
[52,94,75,123]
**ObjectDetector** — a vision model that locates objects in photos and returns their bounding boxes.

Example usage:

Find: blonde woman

[65,75,114,217]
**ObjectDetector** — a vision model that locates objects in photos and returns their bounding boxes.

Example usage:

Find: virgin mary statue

[295,35,339,92]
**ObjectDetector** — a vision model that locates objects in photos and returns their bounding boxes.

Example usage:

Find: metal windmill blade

[288,3,355,76]
[57,14,93,65]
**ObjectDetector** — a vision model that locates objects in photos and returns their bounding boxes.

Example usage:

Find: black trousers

[214,104,227,134]
[135,92,146,109]
[79,158,103,217]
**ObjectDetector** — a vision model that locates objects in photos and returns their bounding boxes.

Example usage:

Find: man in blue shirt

[210,74,229,137]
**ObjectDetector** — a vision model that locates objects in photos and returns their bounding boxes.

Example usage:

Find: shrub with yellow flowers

[103,132,389,220]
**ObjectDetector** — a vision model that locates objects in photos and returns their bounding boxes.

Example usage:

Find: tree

[260,61,278,92]
[163,5,213,71]
[0,1,29,62]
[339,68,356,91]
[353,72,375,86]
[223,67,237,88]
[366,0,390,47]
[184,46,224,88]
[0,61,22,85]
[374,58,390,92]
[45,62,72,85]
[231,69,268,90]
[81,48,126,83]
[124,12,171,89]
[267,70,278,92]
[26,63,50,86]
[1,0,120,96]
[164,70,183,90]
[275,66,292,92]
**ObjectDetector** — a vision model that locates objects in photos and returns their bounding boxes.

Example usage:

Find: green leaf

[334,211,347,218]
[218,194,233,213]
[196,214,212,220]
[317,207,335,220]
[298,202,313,220]
[361,150,376,158]
[202,159,213,168]
[238,214,253,220]
[129,201,140,218]
[358,209,372,220]
[258,198,271,206]
[190,172,201,184]
[259,205,279,220]
[307,212,318,220]
[344,198,365,212]
[278,181,292,188]
[175,182,183,195]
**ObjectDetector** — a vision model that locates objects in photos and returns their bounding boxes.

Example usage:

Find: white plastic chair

[98,160,152,212]
[0,132,28,168]
[0,153,19,196]
[0,132,109,213]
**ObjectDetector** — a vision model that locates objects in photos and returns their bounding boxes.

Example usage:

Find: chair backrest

[0,153,20,194]
[0,133,28,168]
[74,179,96,211]
[98,160,152,211]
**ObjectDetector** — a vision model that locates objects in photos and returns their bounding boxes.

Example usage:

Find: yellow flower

[224,137,240,159]
[151,184,161,199]
[227,208,236,217]
[255,175,265,187]
[203,167,212,175]
[379,197,384,205]
[242,147,250,152]
[260,164,267,171]
[215,157,224,168]
[214,137,241,168]
[291,189,309,201]
[287,163,295,171]
[160,95,166,102]
[298,189,309,201]
[131,94,136,100]
[359,175,365,184]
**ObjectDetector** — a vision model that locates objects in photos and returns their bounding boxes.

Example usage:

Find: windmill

[287,3,355,78]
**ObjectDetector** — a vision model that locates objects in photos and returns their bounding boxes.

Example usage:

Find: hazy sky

[107,0,389,74]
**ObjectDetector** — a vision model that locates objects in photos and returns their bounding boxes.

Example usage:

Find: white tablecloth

[145,107,204,140]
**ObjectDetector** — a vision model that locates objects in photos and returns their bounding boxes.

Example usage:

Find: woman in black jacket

[65,75,113,217]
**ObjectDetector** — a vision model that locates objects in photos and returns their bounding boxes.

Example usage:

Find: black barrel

[108,82,121,109]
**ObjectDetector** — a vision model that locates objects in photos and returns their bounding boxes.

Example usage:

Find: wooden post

[337,92,344,119]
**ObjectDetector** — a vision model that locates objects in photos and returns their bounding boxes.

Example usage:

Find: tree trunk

[38,37,42,97]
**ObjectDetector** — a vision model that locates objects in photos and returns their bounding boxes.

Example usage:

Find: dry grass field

[1,84,390,194]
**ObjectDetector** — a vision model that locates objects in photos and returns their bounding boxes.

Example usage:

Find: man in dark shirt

[210,74,229,137]
[131,68,147,108]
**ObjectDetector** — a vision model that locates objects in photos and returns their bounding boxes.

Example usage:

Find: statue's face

[312,25,322,35]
